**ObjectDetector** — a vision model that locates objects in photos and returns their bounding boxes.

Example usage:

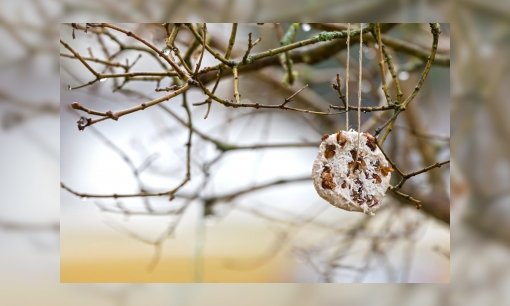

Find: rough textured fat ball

[311,130,393,215]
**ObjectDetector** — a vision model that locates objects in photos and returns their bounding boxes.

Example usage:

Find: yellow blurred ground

[61,256,290,282]
[61,221,294,282]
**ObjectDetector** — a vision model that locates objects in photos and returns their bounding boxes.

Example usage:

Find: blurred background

[0,0,507,304]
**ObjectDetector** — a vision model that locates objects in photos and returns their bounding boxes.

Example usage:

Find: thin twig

[374,139,405,177]
[73,83,190,129]
[389,187,422,209]
[247,24,373,65]
[225,23,238,60]
[281,84,308,107]
[279,23,299,85]
[233,65,241,103]
[197,80,346,116]
[155,85,179,92]
[194,24,207,75]
[393,160,450,190]
[195,24,237,118]
[329,104,398,112]
[373,23,391,105]
[378,23,441,145]
[242,32,261,64]
[60,53,129,69]
[171,44,193,74]
[166,23,181,46]
[196,23,382,85]
[331,74,347,106]
[185,23,230,66]
[382,45,403,103]
[71,102,108,116]
[98,23,187,79]
[165,90,193,200]
[60,39,99,77]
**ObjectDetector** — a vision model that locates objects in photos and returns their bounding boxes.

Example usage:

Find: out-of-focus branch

[0,220,59,231]
[203,176,311,206]
[158,104,319,151]
[310,23,450,67]
[278,23,299,85]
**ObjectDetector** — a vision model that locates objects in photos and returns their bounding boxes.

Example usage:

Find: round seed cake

[311,130,393,215]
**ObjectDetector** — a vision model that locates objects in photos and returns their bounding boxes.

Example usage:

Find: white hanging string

[345,23,350,131]
[357,23,363,157]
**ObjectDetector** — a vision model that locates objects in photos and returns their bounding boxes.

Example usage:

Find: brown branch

[197,78,345,116]
[281,84,308,107]
[401,24,441,109]
[71,102,108,116]
[60,53,129,69]
[381,44,403,103]
[250,24,373,64]
[198,24,395,86]
[72,83,190,130]
[60,39,99,77]
[374,136,405,177]
[195,24,238,118]
[99,88,322,155]
[329,103,398,112]
[224,23,238,61]
[61,182,174,199]
[373,116,450,142]
[96,23,187,79]
[389,187,422,209]
[242,32,261,64]
[308,23,350,31]
[194,23,207,75]
[331,74,347,107]
[155,85,179,92]
[394,160,450,191]
[104,71,179,78]
[185,23,230,66]
[377,23,441,144]
[372,24,391,105]
[232,65,241,103]
[166,23,180,45]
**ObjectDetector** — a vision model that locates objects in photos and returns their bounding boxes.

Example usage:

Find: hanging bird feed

[311,130,393,215]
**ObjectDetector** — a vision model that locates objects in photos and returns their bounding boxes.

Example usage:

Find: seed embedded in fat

[311,130,392,215]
